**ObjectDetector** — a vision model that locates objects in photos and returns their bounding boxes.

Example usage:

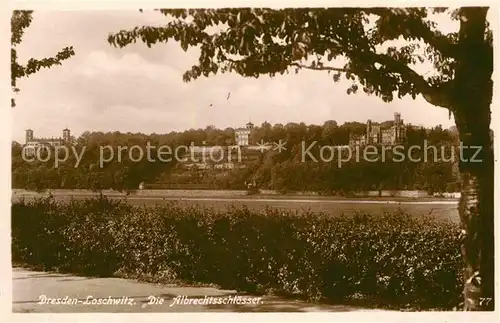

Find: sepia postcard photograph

[4,1,500,322]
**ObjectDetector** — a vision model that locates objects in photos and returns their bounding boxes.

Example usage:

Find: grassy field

[13,194,459,223]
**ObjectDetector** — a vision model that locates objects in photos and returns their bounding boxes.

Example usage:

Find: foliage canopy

[108,8,492,110]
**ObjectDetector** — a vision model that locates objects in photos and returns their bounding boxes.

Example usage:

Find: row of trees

[12,121,460,193]
[72,121,456,147]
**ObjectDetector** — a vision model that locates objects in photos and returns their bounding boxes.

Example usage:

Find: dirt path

[12,267,389,313]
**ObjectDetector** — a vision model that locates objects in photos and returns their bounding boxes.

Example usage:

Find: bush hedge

[11,196,463,309]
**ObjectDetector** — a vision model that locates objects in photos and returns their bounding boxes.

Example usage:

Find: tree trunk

[454,111,494,311]
[452,7,494,311]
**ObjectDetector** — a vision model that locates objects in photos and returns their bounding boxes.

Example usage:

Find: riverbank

[11,190,459,223]
[11,189,460,202]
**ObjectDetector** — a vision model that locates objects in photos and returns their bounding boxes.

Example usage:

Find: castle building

[234,122,254,146]
[24,128,72,156]
[349,113,407,146]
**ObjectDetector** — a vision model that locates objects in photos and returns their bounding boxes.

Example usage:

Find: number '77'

[479,298,492,306]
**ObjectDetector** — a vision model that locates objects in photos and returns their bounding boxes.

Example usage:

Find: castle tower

[394,112,401,125]
[395,113,402,142]
[366,119,372,144]
[62,128,71,143]
[25,129,34,144]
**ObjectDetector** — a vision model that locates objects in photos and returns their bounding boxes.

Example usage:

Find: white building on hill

[234,122,254,146]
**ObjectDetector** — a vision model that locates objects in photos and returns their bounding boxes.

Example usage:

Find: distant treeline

[12,121,461,193]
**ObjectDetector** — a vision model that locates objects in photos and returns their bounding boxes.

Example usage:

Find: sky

[12,9,459,143]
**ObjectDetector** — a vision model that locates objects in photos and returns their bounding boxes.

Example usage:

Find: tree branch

[23,47,75,77]
[367,52,451,109]
[366,8,458,59]
[290,62,347,72]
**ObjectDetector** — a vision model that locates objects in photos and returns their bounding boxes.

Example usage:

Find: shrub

[11,196,462,309]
